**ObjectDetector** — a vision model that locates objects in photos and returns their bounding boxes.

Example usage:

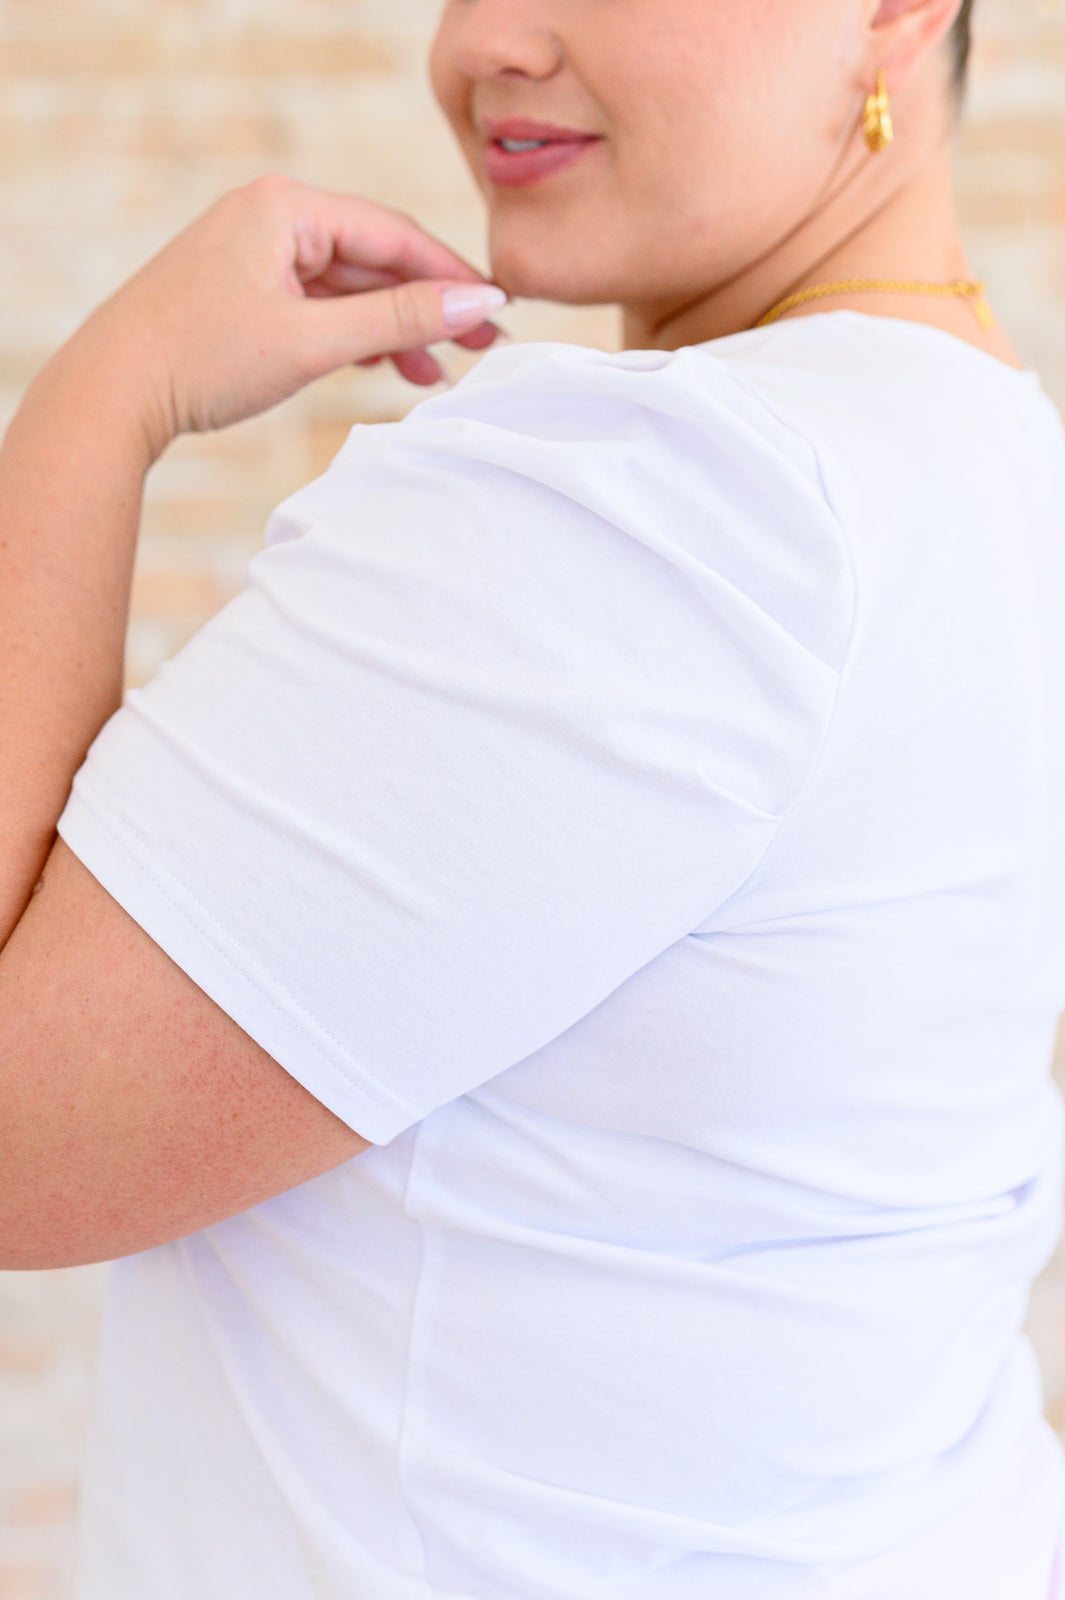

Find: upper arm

[0,836,369,1271]
[3,347,850,1274]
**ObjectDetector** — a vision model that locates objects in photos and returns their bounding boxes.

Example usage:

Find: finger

[358,323,505,359]
[303,265,403,297]
[290,188,491,291]
[332,212,488,288]
[300,279,507,374]
[354,350,444,382]
[391,349,447,386]
[453,321,506,352]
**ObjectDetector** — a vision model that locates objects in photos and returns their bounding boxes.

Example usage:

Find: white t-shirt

[59,313,1065,1599]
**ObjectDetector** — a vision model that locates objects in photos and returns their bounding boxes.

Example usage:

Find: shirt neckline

[708,307,1044,392]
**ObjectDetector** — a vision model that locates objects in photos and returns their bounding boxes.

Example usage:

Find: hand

[72,176,509,461]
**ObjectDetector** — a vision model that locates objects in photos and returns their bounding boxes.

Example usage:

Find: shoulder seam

[699,352,859,668]
[682,355,860,920]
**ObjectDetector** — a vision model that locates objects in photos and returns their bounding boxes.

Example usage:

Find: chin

[488,229,636,308]
[486,213,697,312]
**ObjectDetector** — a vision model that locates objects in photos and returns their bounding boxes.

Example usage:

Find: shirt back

[62,313,1065,1599]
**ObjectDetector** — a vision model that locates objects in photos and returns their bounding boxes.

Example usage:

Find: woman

[2,0,1064,1595]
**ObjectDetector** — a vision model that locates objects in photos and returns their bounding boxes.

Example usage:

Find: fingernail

[441,284,508,330]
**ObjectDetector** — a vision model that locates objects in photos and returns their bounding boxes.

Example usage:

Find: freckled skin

[1,839,368,1269]
[0,2,1019,1273]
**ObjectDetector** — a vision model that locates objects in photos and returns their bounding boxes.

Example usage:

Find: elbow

[0,1241,113,1271]
[0,1225,113,1272]
[0,1184,121,1271]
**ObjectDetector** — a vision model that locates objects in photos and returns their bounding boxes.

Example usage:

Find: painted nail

[441,284,508,330]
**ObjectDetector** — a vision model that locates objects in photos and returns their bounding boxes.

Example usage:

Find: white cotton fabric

[59,313,1065,1599]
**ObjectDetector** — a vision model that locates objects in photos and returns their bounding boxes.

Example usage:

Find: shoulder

[373,337,828,486]
[282,338,854,675]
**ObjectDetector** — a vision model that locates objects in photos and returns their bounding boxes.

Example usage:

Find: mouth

[480,118,604,190]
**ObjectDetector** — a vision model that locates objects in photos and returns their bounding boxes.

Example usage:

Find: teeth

[499,138,550,152]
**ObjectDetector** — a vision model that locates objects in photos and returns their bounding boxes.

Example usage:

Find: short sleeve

[57,340,854,1145]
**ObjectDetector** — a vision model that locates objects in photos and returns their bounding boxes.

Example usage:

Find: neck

[620,140,975,354]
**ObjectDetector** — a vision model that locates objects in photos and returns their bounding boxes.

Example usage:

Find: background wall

[0,2,1063,1595]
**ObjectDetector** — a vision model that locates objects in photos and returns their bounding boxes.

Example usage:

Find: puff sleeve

[57,340,853,1144]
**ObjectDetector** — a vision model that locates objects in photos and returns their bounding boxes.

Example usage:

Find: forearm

[0,184,504,952]
[0,316,163,947]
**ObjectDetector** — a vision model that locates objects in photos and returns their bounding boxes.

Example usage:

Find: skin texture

[1,839,370,1269]
[0,3,1023,1270]
[0,182,505,1268]
[431,0,1021,363]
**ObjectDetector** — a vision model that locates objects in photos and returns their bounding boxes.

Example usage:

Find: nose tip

[445,5,564,84]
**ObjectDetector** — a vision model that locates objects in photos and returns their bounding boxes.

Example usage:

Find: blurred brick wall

[0,0,618,688]
[0,0,1060,681]
[1,2,1064,1596]
[956,0,1065,398]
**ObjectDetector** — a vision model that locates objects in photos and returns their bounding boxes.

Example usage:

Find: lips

[480,118,604,189]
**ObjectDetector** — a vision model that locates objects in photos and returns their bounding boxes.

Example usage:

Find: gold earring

[862,70,894,153]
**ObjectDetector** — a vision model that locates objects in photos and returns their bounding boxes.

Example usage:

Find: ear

[866,0,965,92]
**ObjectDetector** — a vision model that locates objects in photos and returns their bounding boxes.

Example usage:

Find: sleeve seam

[58,787,416,1142]
[684,359,860,917]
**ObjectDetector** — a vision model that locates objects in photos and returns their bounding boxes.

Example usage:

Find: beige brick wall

[0,0,1060,679]
[1,3,1064,1596]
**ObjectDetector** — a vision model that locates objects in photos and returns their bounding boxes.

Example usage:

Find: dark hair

[951,0,975,97]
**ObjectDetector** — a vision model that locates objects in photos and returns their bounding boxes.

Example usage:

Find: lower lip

[483,138,602,189]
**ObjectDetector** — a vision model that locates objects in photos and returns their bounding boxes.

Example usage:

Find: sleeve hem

[56,785,419,1146]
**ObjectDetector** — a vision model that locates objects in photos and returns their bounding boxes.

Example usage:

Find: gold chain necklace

[755,277,993,331]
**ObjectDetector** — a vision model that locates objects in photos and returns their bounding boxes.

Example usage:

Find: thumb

[308,278,509,369]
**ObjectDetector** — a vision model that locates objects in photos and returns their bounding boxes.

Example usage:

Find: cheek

[608,12,851,242]
[593,21,759,195]
[427,17,463,129]
[443,0,857,304]
[606,0,850,167]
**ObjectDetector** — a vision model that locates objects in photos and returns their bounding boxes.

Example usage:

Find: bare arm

[0,177,507,1268]
[0,327,151,946]
[0,177,505,941]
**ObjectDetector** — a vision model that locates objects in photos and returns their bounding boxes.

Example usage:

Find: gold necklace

[755,277,993,331]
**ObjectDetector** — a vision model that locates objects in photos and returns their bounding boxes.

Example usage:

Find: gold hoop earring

[862,70,894,153]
